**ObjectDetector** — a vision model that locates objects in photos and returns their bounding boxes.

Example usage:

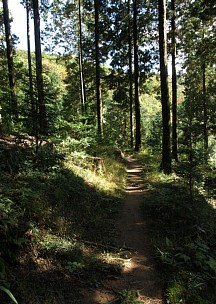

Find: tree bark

[33,0,47,135]
[26,0,36,134]
[202,62,208,161]
[78,0,87,121]
[128,0,133,149]
[171,0,178,161]
[94,0,103,139]
[133,0,141,151]
[2,0,18,121]
[158,0,171,173]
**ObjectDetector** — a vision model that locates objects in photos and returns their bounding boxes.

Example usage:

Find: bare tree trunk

[26,0,36,135]
[171,0,178,161]
[78,0,87,121]
[133,0,141,152]
[2,0,18,121]
[33,0,47,135]
[189,98,194,201]
[158,0,171,173]
[94,0,103,139]
[128,0,133,149]
[202,62,208,162]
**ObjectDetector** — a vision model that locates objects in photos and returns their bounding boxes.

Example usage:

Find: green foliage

[139,152,216,304]
[0,191,28,262]
[178,8,216,169]
[118,289,140,304]
[65,261,85,273]
[0,256,18,304]
[0,285,18,304]
[0,0,215,302]
[0,134,126,303]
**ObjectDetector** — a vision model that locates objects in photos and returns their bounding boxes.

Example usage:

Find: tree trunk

[133,0,141,152]
[158,0,171,173]
[94,0,103,139]
[188,97,194,201]
[33,0,47,135]
[128,0,133,149]
[171,0,178,161]
[202,62,208,161]
[2,0,18,121]
[26,0,36,135]
[78,0,87,121]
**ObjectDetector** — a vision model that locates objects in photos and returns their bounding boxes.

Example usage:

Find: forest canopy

[0,0,215,169]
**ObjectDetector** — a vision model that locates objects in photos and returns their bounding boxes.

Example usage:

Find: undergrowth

[0,135,127,303]
[138,152,216,304]
[117,289,141,304]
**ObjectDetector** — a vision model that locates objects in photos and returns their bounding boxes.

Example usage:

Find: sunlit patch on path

[82,156,164,303]
[112,156,163,303]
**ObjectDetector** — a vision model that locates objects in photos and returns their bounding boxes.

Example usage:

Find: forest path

[82,156,164,303]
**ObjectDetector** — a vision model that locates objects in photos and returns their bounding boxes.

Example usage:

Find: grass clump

[138,152,216,304]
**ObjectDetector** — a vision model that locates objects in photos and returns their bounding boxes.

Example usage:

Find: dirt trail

[83,156,164,303]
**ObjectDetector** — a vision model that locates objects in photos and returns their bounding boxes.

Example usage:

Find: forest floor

[1,135,164,304]
[2,136,216,303]
[81,156,164,303]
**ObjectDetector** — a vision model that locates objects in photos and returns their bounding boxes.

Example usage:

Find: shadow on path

[82,156,164,303]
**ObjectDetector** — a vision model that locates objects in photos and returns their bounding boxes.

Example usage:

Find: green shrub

[139,153,216,304]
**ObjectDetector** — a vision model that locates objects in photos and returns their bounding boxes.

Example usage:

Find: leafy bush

[139,154,216,304]
[0,194,28,260]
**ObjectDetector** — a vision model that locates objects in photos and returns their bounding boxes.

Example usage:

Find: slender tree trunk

[189,97,194,201]
[124,113,127,145]
[2,0,18,121]
[158,0,171,173]
[94,0,103,139]
[128,0,133,149]
[202,62,208,161]
[33,0,47,135]
[26,0,35,134]
[171,0,178,161]
[133,0,141,151]
[78,0,87,121]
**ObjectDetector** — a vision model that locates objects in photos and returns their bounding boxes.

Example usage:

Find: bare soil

[82,156,164,303]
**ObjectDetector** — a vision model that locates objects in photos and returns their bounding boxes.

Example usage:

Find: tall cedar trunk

[26,0,35,134]
[202,62,208,161]
[133,0,141,151]
[158,0,171,173]
[189,97,194,201]
[2,0,18,121]
[94,0,103,139]
[78,0,87,120]
[33,0,47,135]
[128,0,133,149]
[171,0,178,161]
